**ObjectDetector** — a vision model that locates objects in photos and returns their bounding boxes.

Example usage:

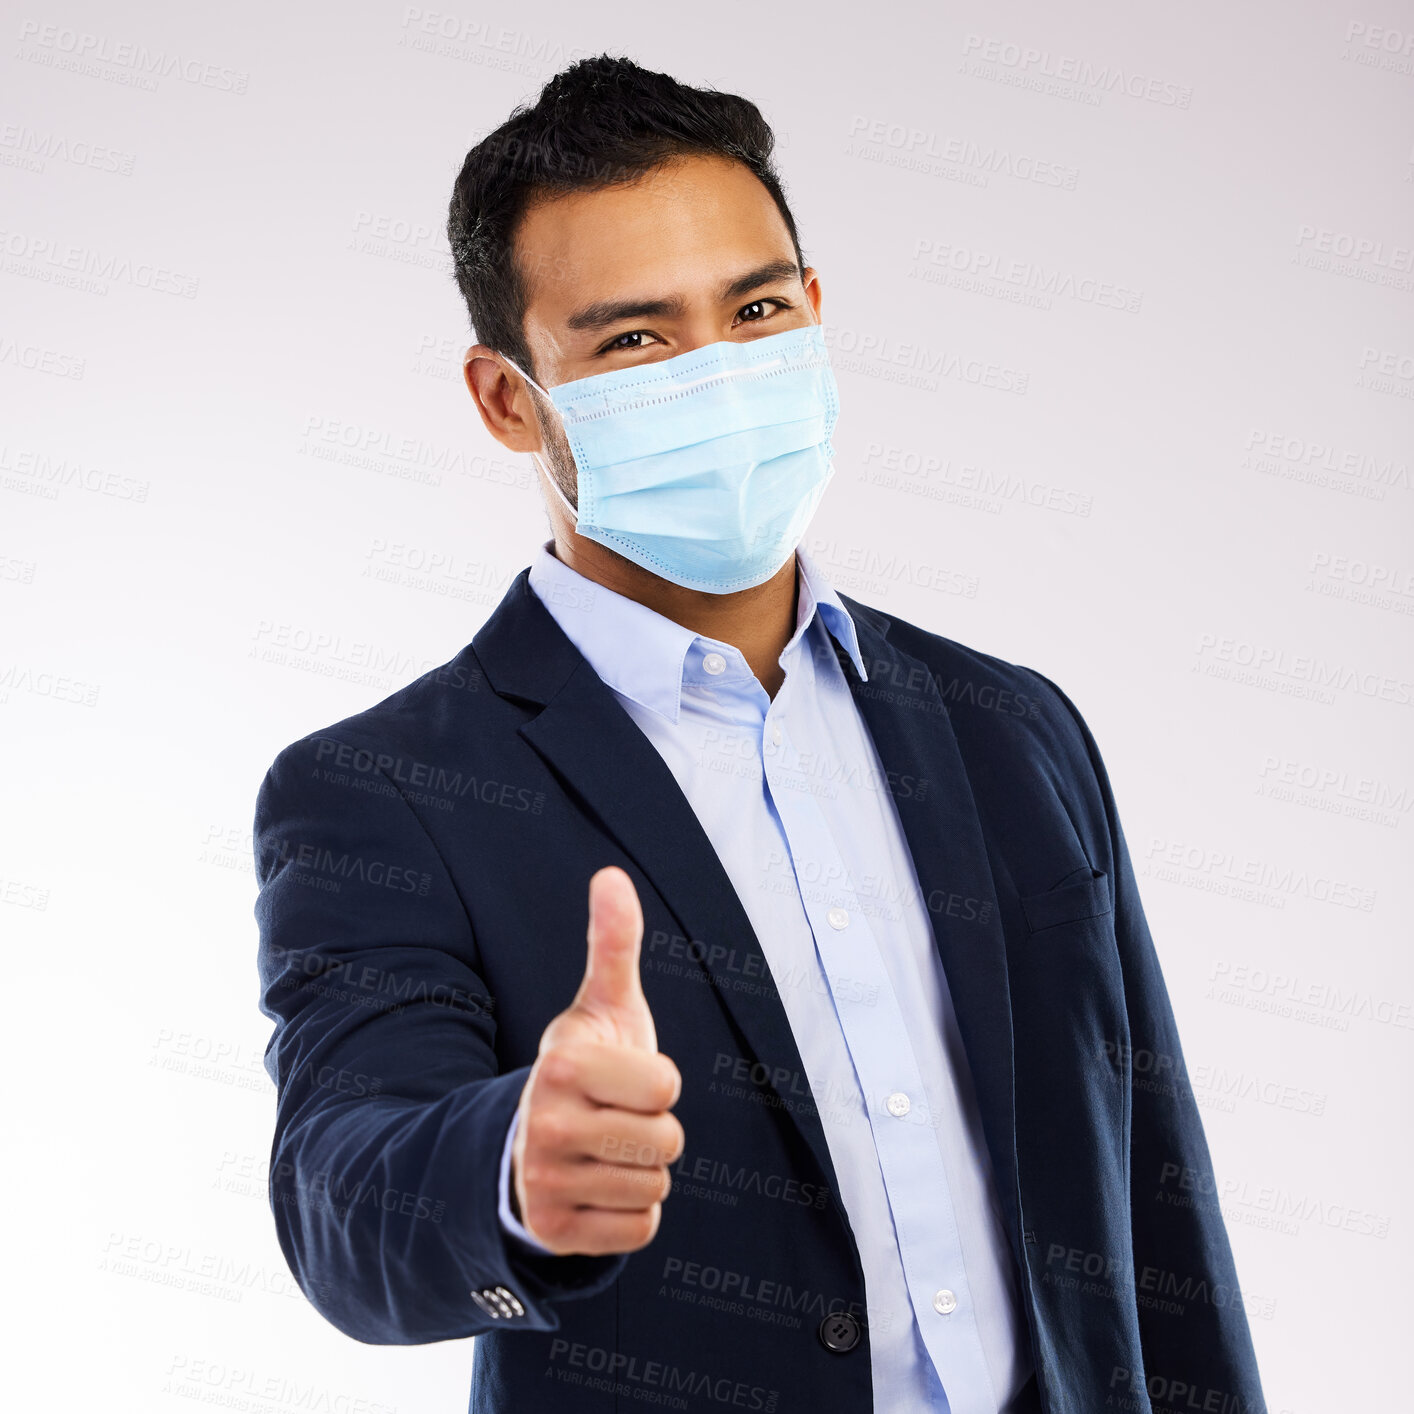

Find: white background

[4,2,1411,1410]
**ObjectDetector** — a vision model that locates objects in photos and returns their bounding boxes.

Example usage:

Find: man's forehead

[514,158,795,326]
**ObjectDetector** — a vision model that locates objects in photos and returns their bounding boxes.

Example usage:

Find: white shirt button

[771,722,783,746]
[826,906,850,930]
[933,1288,957,1315]
[886,1091,911,1117]
[702,652,727,675]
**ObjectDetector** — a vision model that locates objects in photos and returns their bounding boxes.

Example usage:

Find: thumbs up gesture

[510,866,684,1255]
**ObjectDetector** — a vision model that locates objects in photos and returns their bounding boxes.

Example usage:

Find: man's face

[510,153,821,505]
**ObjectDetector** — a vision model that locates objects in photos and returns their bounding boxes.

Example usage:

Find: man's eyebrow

[718,259,803,302]
[563,259,804,335]
[565,292,686,333]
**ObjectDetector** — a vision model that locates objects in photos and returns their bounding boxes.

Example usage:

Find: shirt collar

[526,540,869,724]
[794,541,870,686]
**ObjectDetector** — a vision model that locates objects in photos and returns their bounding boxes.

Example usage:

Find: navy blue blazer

[253,567,1268,1414]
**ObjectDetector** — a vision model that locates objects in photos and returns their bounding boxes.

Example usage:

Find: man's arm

[1027,670,1269,1412]
[252,731,627,1344]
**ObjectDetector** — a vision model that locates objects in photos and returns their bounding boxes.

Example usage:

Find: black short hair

[446,53,804,384]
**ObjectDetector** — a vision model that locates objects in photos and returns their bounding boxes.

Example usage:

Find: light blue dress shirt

[497,538,1034,1413]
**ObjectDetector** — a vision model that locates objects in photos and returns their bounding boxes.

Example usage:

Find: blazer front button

[818,1311,861,1353]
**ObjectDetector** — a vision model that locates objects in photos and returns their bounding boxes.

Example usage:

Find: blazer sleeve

[1026,671,1269,1412]
[252,730,628,1344]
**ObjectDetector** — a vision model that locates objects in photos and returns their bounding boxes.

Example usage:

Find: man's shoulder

[257,637,507,789]
[835,591,1102,777]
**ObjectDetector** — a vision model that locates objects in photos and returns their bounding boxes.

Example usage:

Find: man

[253,55,1267,1414]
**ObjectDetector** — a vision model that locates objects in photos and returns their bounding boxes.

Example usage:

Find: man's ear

[802,266,823,324]
[463,344,543,454]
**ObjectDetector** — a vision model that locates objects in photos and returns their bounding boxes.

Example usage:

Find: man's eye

[604,330,649,353]
[736,298,789,325]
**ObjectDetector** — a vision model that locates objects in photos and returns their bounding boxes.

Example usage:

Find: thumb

[573,865,656,1052]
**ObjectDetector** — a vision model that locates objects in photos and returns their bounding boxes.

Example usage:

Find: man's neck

[548,533,800,700]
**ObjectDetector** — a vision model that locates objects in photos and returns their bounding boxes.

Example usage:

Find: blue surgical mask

[503,313,840,594]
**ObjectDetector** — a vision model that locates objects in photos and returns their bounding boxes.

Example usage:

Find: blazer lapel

[473,570,1021,1251]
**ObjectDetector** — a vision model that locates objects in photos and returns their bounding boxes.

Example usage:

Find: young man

[253,55,1267,1414]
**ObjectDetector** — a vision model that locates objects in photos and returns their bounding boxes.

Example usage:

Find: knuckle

[542,1162,578,1196]
[538,1050,579,1089]
[521,1160,557,1195]
[530,1108,572,1150]
[526,1159,574,1193]
[531,1206,574,1243]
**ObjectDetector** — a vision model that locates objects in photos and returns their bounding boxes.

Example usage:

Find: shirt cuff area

[497,1107,555,1254]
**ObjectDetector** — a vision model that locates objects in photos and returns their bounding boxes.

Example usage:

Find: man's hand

[510,865,684,1255]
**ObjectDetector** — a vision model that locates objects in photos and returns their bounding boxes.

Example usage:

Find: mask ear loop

[532,446,580,521]
[498,352,581,523]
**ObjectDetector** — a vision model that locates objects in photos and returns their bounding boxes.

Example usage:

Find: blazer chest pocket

[1019,867,1112,933]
